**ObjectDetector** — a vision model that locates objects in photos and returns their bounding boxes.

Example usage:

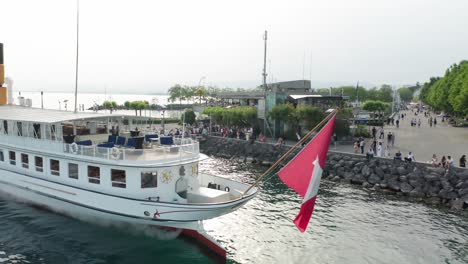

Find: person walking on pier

[376,142,382,157]
[372,126,377,139]
[387,132,392,146]
[384,145,391,157]
[353,141,359,154]
[366,148,374,161]
[360,138,365,154]
[396,119,400,128]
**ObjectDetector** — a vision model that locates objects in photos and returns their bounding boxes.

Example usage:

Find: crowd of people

[430,154,466,168]
[353,108,467,169]
[354,126,396,159]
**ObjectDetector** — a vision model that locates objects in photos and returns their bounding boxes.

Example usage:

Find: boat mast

[74,0,80,113]
[262,30,267,135]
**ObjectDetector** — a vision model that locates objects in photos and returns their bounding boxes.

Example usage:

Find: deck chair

[107,135,117,144]
[115,136,126,146]
[124,138,136,148]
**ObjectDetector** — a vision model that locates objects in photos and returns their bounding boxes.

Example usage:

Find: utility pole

[74,0,80,113]
[356,81,359,106]
[263,31,268,93]
[262,30,268,136]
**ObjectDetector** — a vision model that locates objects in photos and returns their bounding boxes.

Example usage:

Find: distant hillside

[420,61,468,115]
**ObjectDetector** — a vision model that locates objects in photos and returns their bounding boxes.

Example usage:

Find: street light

[161,110,165,135]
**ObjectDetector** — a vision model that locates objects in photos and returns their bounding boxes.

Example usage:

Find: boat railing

[0,133,200,163]
[62,140,200,162]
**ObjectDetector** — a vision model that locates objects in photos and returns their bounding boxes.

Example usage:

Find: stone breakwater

[200,136,468,210]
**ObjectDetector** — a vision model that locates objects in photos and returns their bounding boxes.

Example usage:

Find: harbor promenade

[334,110,468,165]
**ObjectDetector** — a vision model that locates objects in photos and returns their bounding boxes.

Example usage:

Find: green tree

[124,101,131,109]
[269,103,297,127]
[168,84,184,105]
[129,101,149,116]
[194,86,207,104]
[362,100,389,119]
[202,106,257,126]
[270,103,325,132]
[295,105,324,130]
[103,100,117,109]
[398,87,413,102]
[181,109,197,125]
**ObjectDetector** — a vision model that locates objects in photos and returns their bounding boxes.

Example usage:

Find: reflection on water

[0,157,467,264]
[200,158,468,264]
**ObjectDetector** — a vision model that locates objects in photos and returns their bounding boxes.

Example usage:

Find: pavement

[333,110,468,164]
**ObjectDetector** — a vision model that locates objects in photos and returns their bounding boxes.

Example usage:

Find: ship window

[68,163,79,179]
[21,153,29,169]
[33,124,41,139]
[35,156,43,172]
[111,169,126,188]
[3,121,8,134]
[50,159,60,176]
[88,166,100,184]
[0,150,3,162]
[17,122,23,136]
[9,151,16,165]
[141,172,158,188]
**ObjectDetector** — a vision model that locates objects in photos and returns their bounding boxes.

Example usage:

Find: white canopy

[0,105,113,123]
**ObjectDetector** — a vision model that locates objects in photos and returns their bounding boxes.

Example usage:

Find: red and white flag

[278,114,336,232]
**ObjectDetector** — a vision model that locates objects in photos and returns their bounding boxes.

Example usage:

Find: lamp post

[161,110,165,135]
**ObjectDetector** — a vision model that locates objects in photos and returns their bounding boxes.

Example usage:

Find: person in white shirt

[447,156,454,167]
[376,142,382,157]
[384,145,391,157]
[405,152,415,162]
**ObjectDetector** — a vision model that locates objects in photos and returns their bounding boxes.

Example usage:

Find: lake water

[0,157,467,264]
[15,92,184,118]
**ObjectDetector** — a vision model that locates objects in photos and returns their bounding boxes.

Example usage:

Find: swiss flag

[278,114,336,232]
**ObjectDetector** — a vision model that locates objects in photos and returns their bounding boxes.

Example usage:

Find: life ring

[224,186,230,192]
[70,143,78,154]
[111,147,121,160]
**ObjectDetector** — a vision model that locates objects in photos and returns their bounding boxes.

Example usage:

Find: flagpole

[243,109,338,196]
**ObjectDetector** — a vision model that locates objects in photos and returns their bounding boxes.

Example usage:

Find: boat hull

[0,168,256,225]
[0,169,229,259]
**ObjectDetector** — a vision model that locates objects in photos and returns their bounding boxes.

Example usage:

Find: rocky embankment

[200,136,468,210]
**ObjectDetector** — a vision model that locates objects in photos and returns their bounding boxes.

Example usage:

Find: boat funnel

[0,43,7,105]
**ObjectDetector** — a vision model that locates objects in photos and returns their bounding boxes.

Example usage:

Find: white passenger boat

[0,104,258,256]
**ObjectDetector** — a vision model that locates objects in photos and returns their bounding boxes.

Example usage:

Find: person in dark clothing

[394,150,402,161]
[372,127,377,139]
[460,155,467,168]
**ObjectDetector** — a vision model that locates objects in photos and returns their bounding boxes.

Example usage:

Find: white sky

[1,0,467,93]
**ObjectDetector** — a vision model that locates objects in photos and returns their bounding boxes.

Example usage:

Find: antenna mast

[74,0,80,113]
[262,30,268,136]
[262,31,268,93]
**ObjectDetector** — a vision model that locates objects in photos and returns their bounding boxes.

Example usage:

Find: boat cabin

[0,105,243,204]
